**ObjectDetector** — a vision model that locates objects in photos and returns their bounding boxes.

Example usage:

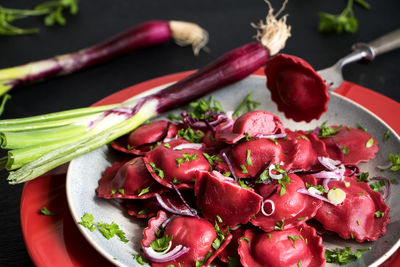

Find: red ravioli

[111,120,177,155]
[216,138,283,179]
[96,157,168,199]
[314,176,390,242]
[143,144,210,189]
[320,126,378,165]
[123,190,196,218]
[238,225,325,267]
[195,170,262,227]
[217,111,284,144]
[265,53,329,122]
[142,211,232,267]
[279,130,322,171]
[251,174,322,232]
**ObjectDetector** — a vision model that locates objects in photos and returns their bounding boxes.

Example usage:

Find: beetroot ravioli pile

[96,97,389,267]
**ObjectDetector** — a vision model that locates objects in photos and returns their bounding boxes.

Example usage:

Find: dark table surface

[0,0,399,266]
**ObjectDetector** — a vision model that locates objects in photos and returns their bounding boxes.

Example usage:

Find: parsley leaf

[325,246,371,264]
[365,138,374,148]
[150,235,173,252]
[318,122,342,138]
[246,149,253,166]
[176,153,198,167]
[233,92,260,117]
[318,0,365,34]
[188,96,223,120]
[288,235,299,248]
[138,187,150,197]
[177,128,204,143]
[147,162,164,179]
[40,206,57,216]
[384,130,391,141]
[389,154,400,172]
[78,213,128,243]
[133,254,145,265]
[274,219,285,231]
[240,164,248,174]
[306,183,328,194]
[374,211,385,218]
[357,172,369,182]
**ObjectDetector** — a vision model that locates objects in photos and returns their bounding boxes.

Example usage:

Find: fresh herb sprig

[325,246,371,265]
[78,213,129,243]
[0,0,78,35]
[318,0,370,34]
[233,92,260,117]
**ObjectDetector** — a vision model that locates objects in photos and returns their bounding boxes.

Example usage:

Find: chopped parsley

[138,209,150,215]
[227,256,239,267]
[147,162,165,179]
[78,213,128,243]
[150,235,173,252]
[356,123,367,132]
[212,237,221,250]
[369,180,386,192]
[374,211,385,218]
[298,260,302,267]
[318,121,342,138]
[297,217,308,221]
[389,154,400,171]
[172,177,180,184]
[246,149,253,166]
[176,153,198,167]
[256,168,270,184]
[325,246,371,265]
[288,235,299,248]
[177,128,204,143]
[357,172,369,182]
[274,219,285,231]
[118,188,125,195]
[40,206,57,216]
[278,173,291,196]
[306,183,328,194]
[240,164,248,174]
[233,92,260,117]
[138,187,150,197]
[384,130,391,141]
[365,138,374,148]
[269,138,278,145]
[237,178,251,189]
[203,153,223,171]
[239,237,250,242]
[188,96,223,120]
[164,143,171,148]
[216,215,223,223]
[133,254,145,265]
[340,145,349,154]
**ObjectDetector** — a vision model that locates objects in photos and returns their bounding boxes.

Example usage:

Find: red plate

[20,69,400,267]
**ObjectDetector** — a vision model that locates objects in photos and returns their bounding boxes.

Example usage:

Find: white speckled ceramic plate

[66,75,400,267]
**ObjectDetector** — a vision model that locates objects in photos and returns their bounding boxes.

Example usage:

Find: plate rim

[66,74,400,267]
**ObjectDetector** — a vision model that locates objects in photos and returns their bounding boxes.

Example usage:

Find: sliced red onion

[312,127,320,136]
[155,193,196,217]
[307,187,323,195]
[318,156,341,171]
[368,177,390,200]
[161,215,177,229]
[312,171,342,180]
[256,132,287,139]
[222,152,238,182]
[220,111,234,132]
[269,164,283,180]
[173,143,203,150]
[261,199,275,216]
[142,243,190,263]
[297,188,337,206]
[163,137,177,143]
[346,165,360,177]
[376,162,393,171]
[231,225,241,231]
[170,182,199,218]
[322,179,330,191]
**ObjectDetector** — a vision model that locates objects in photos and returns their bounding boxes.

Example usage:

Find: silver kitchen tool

[317,28,400,90]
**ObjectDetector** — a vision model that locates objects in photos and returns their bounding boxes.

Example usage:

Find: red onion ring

[219,111,234,132]
[261,199,275,216]
[222,152,238,182]
[170,183,199,218]
[269,164,283,180]
[297,188,336,206]
[142,243,190,263]
[155,194,196,217]
[376,162,393,171]
[172,143,203,150]
[256,132,287,139]
[317,156,341,171]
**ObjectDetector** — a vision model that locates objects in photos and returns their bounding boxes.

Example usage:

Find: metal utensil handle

[352,28,400,61]
[368,28,400,56]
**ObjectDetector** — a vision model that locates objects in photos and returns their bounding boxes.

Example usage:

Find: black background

[0,0,399,266]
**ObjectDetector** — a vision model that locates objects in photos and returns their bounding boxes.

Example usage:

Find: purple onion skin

[67,21,171,72]
[13,21,172,86]
[155,42,269,113]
